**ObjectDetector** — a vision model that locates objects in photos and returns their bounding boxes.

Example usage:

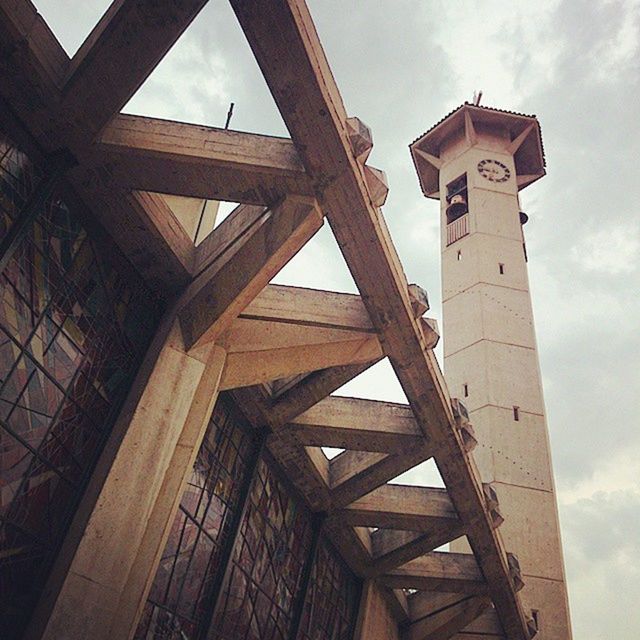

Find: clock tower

[410,104,572,639]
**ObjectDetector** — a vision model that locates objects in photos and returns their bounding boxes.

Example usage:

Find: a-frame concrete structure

[0,2,569,639]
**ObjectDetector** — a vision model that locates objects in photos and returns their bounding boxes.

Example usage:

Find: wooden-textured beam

[404,595,490,640]
[322,518,372,576]
[228,2,530,636]
[0,2,66,136]
[60,0,208,141]
[409,592,471,623]
[330,447,434,509]
[337,485,458,530]
[240,283,374,332]
[266,361,381,427]
[177,195,323,350]
[379,553,487,596]
[384,588,411,625]
[219,319,381,390]
[215,284,381,389]
[0,2,197,294]
[460,607,505,637]
[290,396,423,452]
[194,203,266,275]
[370,523,466,577]
[98,114,313,204]
[231,385,332,512]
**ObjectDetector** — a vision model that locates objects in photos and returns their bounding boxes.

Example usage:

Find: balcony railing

[446,213,469,246]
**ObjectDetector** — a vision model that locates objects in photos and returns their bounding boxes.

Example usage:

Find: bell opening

[446,174,468,224]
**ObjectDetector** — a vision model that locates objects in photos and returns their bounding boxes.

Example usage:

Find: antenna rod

[224,102,235,129]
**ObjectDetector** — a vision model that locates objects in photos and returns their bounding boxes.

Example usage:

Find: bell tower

[410,104,572,639]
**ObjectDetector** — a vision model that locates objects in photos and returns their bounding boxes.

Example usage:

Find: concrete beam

[404,595,490,640]
[379,553,488,596]
[32,322,225,640]
[98,114,313,204]
[290,396,422,452]
[227,1,531,635]
[177,195,323,350]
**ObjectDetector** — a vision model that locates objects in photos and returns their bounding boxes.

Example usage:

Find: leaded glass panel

[0,132,41,244]
[209,456,314,640]
[135,397,257,640]
[0,131,162,639]
[296,541,361,640]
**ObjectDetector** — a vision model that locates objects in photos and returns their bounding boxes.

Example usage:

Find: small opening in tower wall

[499,263,505,274]
[445,174,468,224]
[463,383,469,397]
[513,406,520,421]
[457,250,462,261]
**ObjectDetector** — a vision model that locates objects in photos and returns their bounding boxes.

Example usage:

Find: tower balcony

[446,212,469,245]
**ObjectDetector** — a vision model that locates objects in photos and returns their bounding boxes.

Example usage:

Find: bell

[446,194,468,219]
[519,211,529,225]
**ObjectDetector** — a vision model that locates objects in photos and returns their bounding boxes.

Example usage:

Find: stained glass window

[135,397,258,640]
[296,541,361,640]
[208,456,314,640]
[0,132,41,244]
[0,132,162,639]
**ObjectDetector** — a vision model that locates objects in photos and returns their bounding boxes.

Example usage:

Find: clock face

[477,158,511,183]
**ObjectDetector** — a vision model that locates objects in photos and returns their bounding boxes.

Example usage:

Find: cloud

[571,225,640,275]
[561,485,640,639]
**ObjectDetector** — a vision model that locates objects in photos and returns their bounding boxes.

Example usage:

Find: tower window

[445,174,468,224]
[463,383,469,397]
[499,263,505,274]
[457,250,462,261]
[513,406,520,421]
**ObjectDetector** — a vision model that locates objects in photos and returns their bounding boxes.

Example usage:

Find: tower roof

[410,103,546,199]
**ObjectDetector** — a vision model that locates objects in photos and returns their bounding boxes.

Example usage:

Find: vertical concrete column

[30,319,226,640]
[437,125,572,638]
[353,581,401,640]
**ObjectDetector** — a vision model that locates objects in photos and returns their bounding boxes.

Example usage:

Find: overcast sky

[33,1,640,638]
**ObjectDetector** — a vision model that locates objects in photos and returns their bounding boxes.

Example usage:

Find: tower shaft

[411,105,572,639]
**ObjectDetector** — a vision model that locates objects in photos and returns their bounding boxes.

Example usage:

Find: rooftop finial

[473,90,483,106]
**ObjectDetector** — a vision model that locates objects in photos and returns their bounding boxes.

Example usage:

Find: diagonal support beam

[369,523,466,577]
[322,518,372,576]
[404,595,491,640]
[231,385,332,512]
[194,203,266,275]
[266,360,381,427]
[177,195,323,351]
[458,607,506,638]
[60,0,208,141]
[228,2,531,636]
[0,2,197,293]
[379,552,488,596]
[215,284,381,389]
[218,317,381,390]
[330,447,434,509]
[97,114,313,204]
